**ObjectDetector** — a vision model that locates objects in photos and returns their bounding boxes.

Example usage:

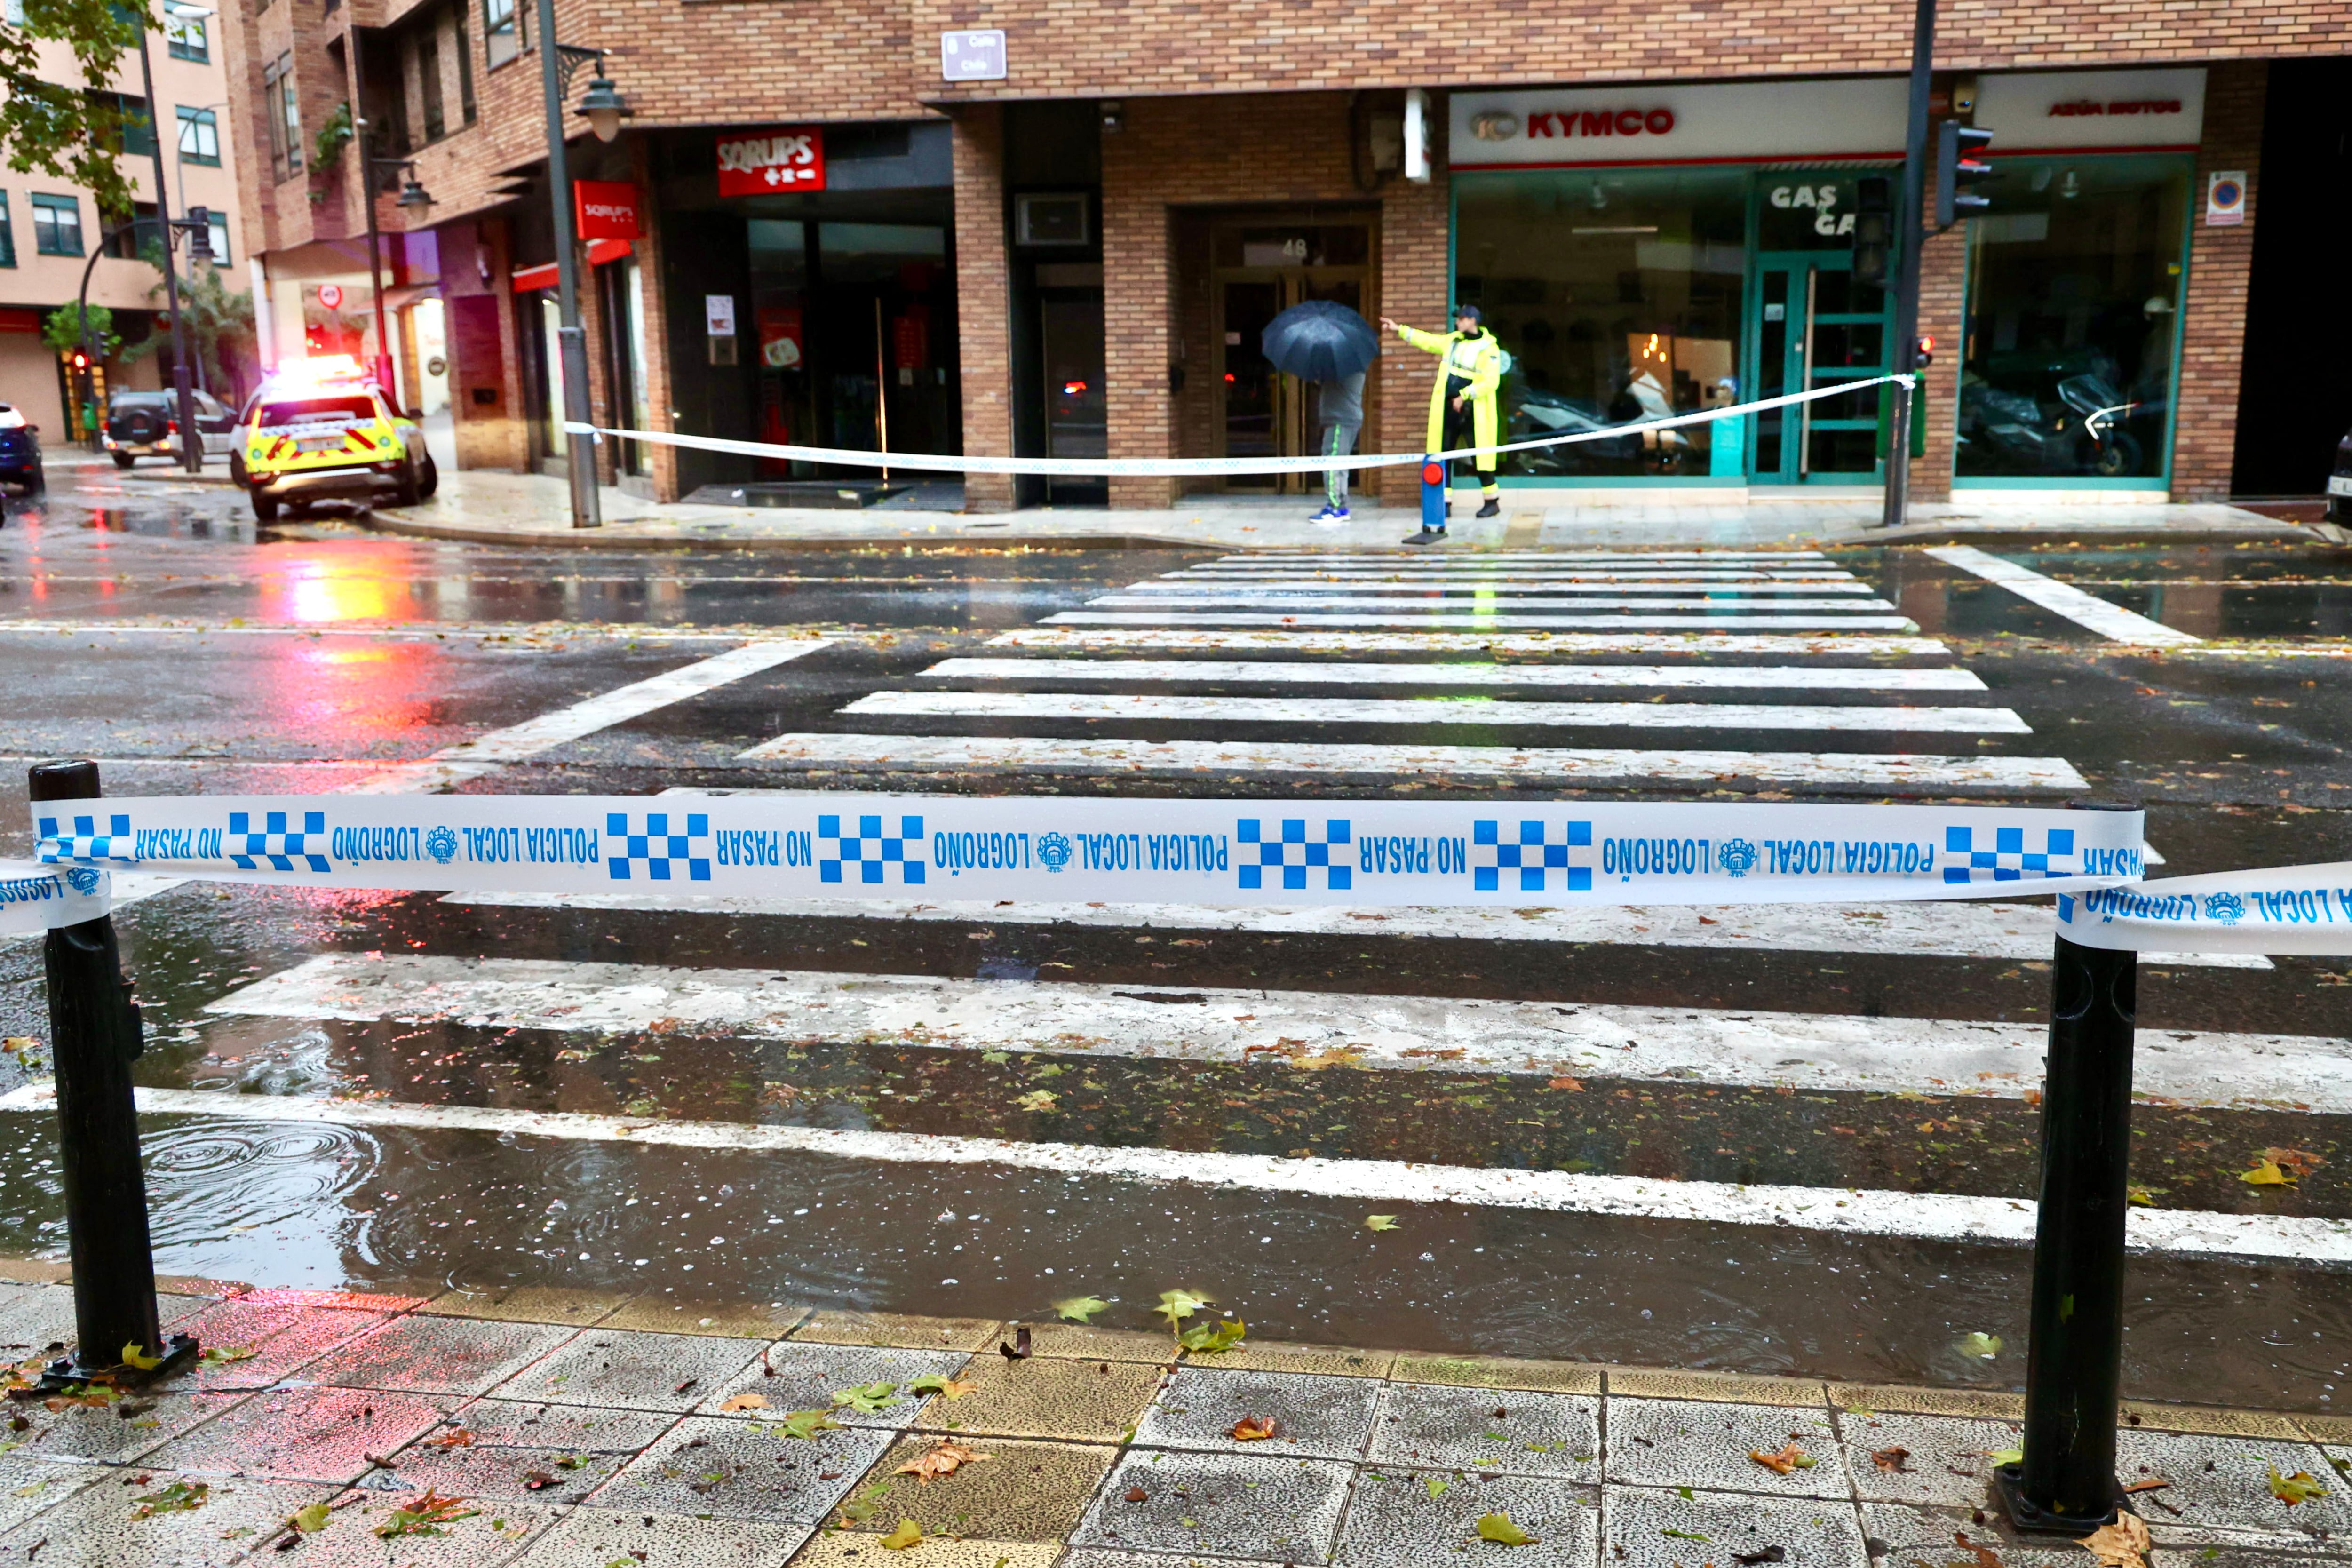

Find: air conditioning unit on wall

[1015,193,1090,247]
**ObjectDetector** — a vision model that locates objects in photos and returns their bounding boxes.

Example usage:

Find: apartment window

[165,10,207,60]
[454,6,477,124]
[205,210,230,265]
[484,0,522,68]
[418,31,445,142]
[177,106,220,166]
[0,194,16,269]
[32,194,82,256]
[90,91,154,157]
[102,200,159,258]
[262,53,302,182]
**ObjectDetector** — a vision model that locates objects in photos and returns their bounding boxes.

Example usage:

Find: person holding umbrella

[1259,300,1380,525]
[1381,304,1503,541]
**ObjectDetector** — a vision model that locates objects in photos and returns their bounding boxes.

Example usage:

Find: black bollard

[21,761,196,1392]
[1994,928,2137,1532]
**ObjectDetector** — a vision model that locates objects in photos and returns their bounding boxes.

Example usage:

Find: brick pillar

[1101,104,1176,511]
[1376,119,1451,498]
[1910,214,1967,503]
[2174,62,2265,501]
[630,138,683,502]
[952,105,1016,513]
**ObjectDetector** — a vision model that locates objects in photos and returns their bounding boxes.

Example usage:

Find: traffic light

[1934,121,1995,229]
[70,350,88,372]
[185,206,211,263]
[1851,176,1891,287]
[1912,334,1935,369]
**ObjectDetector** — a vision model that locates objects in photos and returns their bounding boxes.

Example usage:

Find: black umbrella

[1260,300,1380,383]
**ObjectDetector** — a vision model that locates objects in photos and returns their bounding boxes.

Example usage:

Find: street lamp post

[358,152,434,403]
[533,8,631,529]
[135,1,215,476]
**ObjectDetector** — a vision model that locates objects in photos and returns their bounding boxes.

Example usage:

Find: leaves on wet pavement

[1015,1089,1058,1112]
[1157,1289,1213,1331]
[1871,1446,1911,1472]
[1230,1415,1278,1441]
[1364,1215,1400,1232]
[1179,1317,1246,1354]
[776,1409,844,1439]
[895,1439,989,1483]
[2241,1157,2294,1187]
[832,1381,903,1412]
[196,1345,257,1365]
[907,1372,978,1400]
[1424,1475,1450,1499]
[1749,1443,1817,1474]
[2270,1466,2330,1505]
[2081,1510,2150,1568]
[130,1480,209,1519]
[1477,1512,1537,1544]
[1733,1549,1785,1566]
[119,1342,164,1372]
[1955,1332,2002,1360]
[288,1502,331,1534]
[373,1488,478,1538]
[423,1427,476,1448]
[1054,1296,1111,1323]
[881,1517,925,1549]
[2243,1146,2324,1186]
[718,1393,769,1411]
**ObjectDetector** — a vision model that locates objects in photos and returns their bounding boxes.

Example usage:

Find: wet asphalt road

[2,461,2350,1414]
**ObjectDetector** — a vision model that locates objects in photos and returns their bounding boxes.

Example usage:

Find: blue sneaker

[1308,505,1350,524]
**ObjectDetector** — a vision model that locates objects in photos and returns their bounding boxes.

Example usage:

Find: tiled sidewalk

[0,1267,2345,1568]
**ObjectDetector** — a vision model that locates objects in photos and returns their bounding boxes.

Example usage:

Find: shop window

[484,0,524,68]
[1454,167,1747,478]
[1957,154,2188,483]
[32,193,82,256]
[165,9,207,60]
[177,106,220,166]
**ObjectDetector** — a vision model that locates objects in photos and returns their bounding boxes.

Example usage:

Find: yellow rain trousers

[1397,324,1503,497]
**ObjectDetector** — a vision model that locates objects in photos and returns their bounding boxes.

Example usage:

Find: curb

[350,509,1224,554]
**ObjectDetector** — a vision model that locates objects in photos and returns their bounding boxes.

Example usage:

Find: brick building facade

[217,0,2343,511]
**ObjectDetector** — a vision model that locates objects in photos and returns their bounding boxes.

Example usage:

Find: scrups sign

[34,796,2143,912]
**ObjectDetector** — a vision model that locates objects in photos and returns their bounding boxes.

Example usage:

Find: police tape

[563,374,1916,479]
[0,860,112,938]
[2057,861,2352,955]
[22,793,2136,926]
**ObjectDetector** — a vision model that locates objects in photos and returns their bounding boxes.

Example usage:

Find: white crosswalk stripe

[921,657,1991,691]
[1044,611,1923,629]
[1082,593,1897,610]
[991,629,1952,655]
[1124,580,1886,595]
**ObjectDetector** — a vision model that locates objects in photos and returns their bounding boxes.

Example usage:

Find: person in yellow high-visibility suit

[1381,303,1503,542]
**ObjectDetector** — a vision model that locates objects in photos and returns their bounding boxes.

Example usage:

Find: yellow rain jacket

[1396,324,1504,462]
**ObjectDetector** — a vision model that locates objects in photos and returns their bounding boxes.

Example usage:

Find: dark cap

[1453,303,1483,323]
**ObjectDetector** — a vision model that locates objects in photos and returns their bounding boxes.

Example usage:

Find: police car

[231,357,437,521]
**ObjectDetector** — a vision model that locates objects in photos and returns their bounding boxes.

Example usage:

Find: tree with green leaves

[1,0,155,221]
[40,301,121,361]
[125,263,253,395]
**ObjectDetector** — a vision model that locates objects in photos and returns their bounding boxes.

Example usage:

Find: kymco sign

[716,128,826,197]
[573,180,641,241]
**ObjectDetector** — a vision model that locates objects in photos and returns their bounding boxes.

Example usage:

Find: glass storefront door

[1747,253,1892,484]
[1211,221,1372,493]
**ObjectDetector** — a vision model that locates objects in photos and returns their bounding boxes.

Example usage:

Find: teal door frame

[1744,249,1892,485]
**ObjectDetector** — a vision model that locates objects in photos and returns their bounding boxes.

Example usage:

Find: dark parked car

[103,389,238,468]
[0,402,43,494]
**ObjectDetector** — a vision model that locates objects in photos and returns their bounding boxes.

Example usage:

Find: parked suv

[0,403,43,493]
[103,389,238,468]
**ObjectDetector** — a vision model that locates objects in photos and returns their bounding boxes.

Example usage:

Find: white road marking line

[445,888,2253,968]
[1172,569,1861,582]
[1154,577,1871,591]
[1126,584,1885,598]
[200,954,2328,1105]
[1222,551,1833,563]
[1924,545,2204,647]
[342,639,834,794]
[990,629,1955,657]
[1083,594,1897,612]
[839,690,2034,734]
[736,733,2086,789]
[3,1081,2336,1263]
[923,658,1989,692]
[0,620,755,642]
[1047,613,1923,631]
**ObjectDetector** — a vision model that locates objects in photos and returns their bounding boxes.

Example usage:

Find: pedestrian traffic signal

[1934,122,1995,230]
[1851,176,1891,287]
[70,350,88,372]
[1912,334,1935,369]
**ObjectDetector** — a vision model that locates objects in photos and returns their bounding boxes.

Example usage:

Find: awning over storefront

[510,240,632,293]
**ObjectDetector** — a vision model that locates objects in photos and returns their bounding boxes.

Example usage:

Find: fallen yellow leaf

[1476,1511,1537,1545]
[881,1518,924,1549]
[1750,1443,1817,1474]
[895,1440,989,1485]
[1230,1415,1278,1441]
[2241,1158,2294,1187]
[719,1393,769,1412]
[2082,1509,2150,1568]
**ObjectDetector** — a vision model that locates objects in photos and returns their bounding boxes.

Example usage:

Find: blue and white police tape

[2058,861,2352,955]
[0,860,113,938]
[563,374,1915,479]
[26,794,2134,925]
